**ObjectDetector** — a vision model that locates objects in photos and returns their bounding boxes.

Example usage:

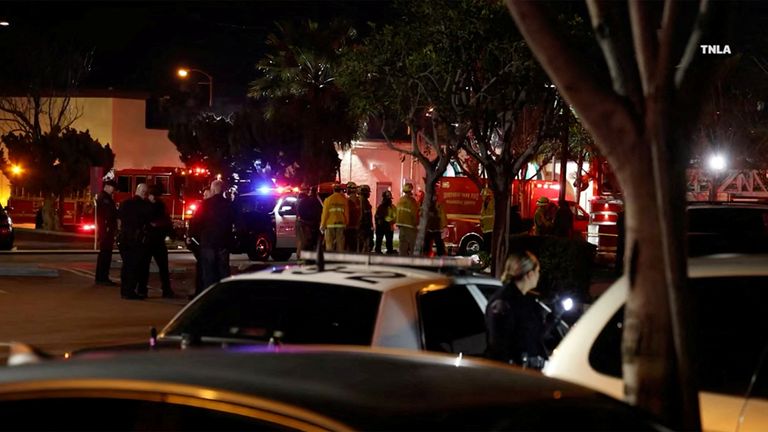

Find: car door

[416,284,488,357]
[737,339,768,432]
[274,196,297,248]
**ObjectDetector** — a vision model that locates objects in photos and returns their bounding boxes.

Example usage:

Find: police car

[159,254,503,356]
[231,187,300,261]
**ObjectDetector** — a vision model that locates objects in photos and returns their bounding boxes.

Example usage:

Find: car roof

[223,263,453,292]
[687,201,768,210]
[0,347,659,430]
[688,254,768,278]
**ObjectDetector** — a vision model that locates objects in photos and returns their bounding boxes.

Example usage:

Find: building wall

[111,98,180,170]
[338,141,427,208]
[0,95,181,206]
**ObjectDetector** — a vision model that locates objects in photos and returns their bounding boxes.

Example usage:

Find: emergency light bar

[301,251,476,268]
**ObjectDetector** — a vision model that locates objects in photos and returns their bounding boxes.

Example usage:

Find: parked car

[231,190,298,261]
[687,202,768,256]
[544,254,768,432]
[0,203,14,250]
[0,346,667,431]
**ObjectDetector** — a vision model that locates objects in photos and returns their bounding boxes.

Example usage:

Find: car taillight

[79,224,96,232]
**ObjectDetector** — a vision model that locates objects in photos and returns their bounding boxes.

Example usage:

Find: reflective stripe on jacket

[396,195,419,228]
[321,192,349,228]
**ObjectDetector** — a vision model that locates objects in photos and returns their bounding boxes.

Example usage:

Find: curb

[0,266,59,277]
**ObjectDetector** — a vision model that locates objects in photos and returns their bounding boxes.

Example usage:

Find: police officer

[375,190,396,254]
[423,194,447,256]
[118,183,152,300]
[187,188,212,299]
[320,183,349,252]
[198,180,235,290]
[358,185,374,253]
[480,187,494,253]
[143,185,175,298]
[396,183,419,256]
[295,184,310,258]
[298,185,323,254]
[94,179,118,286]
[485,251,548,369]
[345,182,361,252]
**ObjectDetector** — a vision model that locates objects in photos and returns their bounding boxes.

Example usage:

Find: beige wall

[111,98,180,170]
[0,95,181,205]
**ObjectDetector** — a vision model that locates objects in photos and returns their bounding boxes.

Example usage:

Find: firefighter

[94,179,118,286]
[345,181,361,252]
[375,190,396,254]
[358,184,374,253]
[396,183,419,256]
[480,187,494,253]
[320,183,349,252]
[534,196,555,236]
[423,194,447,256]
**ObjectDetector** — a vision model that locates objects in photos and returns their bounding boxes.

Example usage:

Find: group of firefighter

[295,181,449,257]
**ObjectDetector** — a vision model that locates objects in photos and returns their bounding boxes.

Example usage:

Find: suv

[0,203,14,250]
[231,191,297,261]
[544,254,768,432]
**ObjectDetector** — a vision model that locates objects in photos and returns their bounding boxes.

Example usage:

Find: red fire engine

[584,158,624,258]
[437,177,590,256]
[7,166,211,232]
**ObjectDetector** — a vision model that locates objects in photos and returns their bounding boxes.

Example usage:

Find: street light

[177,67,214,107]
[10,164,23,176]
[707,153,727,201]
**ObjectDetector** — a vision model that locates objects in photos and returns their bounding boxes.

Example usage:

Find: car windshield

[163,280,382,345]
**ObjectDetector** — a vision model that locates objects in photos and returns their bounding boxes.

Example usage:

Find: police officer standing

[375,190,396,254]
[118,183,152,300]
[485,251,548,369]
[358,185,374,253]
[297,185,323,254]
[320,183,349,252]
[395,183,419,256]
[143,185,175,298]
[94,179,118,286]
[198,180,235,290]
[345,182,361,252]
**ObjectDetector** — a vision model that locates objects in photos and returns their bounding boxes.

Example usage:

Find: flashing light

[79,223,96,232]
[258,185,272,194]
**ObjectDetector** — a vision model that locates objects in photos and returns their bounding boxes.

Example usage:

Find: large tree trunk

[490,184,511,278]
[41,196,57,231]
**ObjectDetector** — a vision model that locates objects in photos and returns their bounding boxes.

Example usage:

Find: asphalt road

[0,251,272,361]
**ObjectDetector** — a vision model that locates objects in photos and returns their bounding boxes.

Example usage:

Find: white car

[545,254,768,432]
[160,258,503,356]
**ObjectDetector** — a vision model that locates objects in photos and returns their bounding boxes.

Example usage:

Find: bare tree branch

[675,0,711,87]
[506,0,640,166]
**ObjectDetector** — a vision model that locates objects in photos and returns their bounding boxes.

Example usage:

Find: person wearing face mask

[485,251,548,369]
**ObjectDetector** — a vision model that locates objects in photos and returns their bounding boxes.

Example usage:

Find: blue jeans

[200,247,231,291]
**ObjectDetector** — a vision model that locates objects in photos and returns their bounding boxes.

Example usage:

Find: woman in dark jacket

[485,251,548,369]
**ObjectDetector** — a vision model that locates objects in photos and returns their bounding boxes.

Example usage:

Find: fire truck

[583,158,624,258]
[7,166,211,234]
[437,177,590,256]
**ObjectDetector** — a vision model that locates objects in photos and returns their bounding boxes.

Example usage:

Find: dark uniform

[297,189,323,253]
[485,284,548,368]
[139,194,174,298]
[198,193,235,290]
[118,194,153,299]
[358,186,374,253]
[375,193,396,254]
[94,184,118,285]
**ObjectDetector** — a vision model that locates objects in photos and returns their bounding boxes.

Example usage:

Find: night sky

[0,1,396,99]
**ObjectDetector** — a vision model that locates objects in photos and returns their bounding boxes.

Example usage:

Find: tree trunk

[491,185,510,278]
[56,195,65,231]
[414,172,439,255]
[574,151,585,205]
[41,196,57,231]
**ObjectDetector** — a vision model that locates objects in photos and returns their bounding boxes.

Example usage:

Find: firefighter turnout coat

[321,192,349,229]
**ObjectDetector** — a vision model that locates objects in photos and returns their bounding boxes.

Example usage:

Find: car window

[688,208,768,234]
[589,276,768,397]
[164,280,381,346]
[278,197,297,216]
[477,284,501,300]
[417,284,487,356]
[236,195,278,214]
